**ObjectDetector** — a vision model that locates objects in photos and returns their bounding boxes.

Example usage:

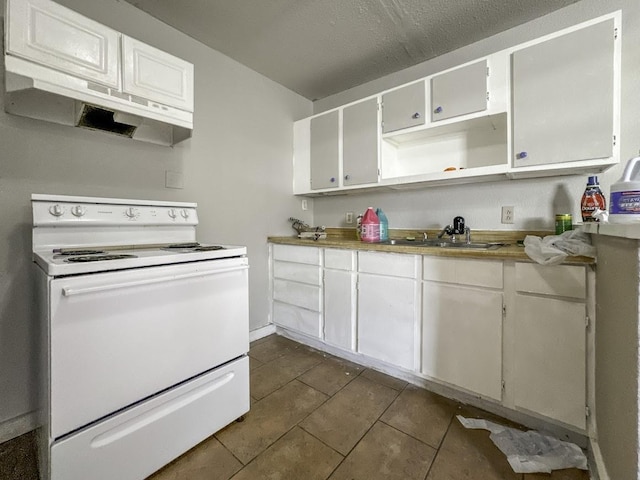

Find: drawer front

[358,251,417,278]
[273,261,321,285]
[273,279,321,312]
[272,244,320,265]
[50,357,249,480]
[324,249,355,270]
[515,263,586,299]
[273,302,322,338]
[423,257,503,288]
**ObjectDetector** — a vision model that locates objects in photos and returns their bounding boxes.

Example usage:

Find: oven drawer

[49,356,249,480]
[49,257,249,439]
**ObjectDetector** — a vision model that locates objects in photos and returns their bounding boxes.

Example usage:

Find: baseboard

[588,438,609,480]
[0,411,39,444]
[249,324,276,343]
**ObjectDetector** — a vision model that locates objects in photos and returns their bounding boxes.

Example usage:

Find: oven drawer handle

[62,265,249,297]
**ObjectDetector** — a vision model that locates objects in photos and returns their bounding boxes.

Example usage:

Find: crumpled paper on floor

[457,415,588,474]
[524,229,596,265]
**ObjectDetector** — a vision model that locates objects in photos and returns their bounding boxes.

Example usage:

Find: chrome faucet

[438,216,471,243]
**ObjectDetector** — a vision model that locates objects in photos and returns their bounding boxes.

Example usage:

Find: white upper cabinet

[342,97,379,186]
[512,18,616,168]
[431,60,487,122]
[382,81,426,134]
[122,35,194,112]
[6,0,120,88]
[310,110,340,190]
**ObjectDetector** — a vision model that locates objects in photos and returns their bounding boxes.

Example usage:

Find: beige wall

[0,0,312,436]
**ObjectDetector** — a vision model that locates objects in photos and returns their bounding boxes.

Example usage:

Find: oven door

[48,256,249,439]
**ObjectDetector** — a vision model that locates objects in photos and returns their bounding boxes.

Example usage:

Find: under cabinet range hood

[3,0,194,146]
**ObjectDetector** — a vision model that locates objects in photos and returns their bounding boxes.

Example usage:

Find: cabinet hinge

[613,135,617,146]
[486,91,490,102]
[614,27,618,39]
[486,67,490,77]
[585,315,590,328]
[585,405,591,418]
[501,380,505,392]
[502,304,506,316]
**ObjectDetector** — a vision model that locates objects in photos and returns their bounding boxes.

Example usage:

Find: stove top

[31,194,247,276]
[35,243,246,276]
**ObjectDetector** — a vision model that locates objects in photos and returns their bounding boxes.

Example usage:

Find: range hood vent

[76,105,139,138]
[3,55,193,146]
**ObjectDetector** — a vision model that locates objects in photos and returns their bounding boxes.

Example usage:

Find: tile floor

[0,334,589,479]
[147,334,589,480]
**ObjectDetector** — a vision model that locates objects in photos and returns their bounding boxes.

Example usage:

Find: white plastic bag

[457,416,588,474]
[524,229,596,265]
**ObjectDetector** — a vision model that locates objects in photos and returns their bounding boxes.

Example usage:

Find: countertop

[268,228,595,265]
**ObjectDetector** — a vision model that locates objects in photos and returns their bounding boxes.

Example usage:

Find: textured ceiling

[124,0,581,101]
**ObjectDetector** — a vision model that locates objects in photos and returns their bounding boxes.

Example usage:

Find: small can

[555,214,572,235]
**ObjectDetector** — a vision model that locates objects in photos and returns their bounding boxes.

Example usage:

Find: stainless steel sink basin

[384,239,504,250]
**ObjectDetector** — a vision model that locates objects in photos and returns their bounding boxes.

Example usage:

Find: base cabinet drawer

[272,302,322,338]
[273,279,321,311]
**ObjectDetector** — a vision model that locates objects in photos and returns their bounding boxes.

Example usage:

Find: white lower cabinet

[323,249,357,350]
[512,263,587,429]
[357,252,419,370]
[271,245,322,338]
[269,244,590,431]
[422,257,503,400]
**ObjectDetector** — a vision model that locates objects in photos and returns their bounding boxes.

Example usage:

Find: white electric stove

[32,194,250,480]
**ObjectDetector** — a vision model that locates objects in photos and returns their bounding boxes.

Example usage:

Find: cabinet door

[512,19,615,167]
[422,283,503,400]
[343,98,379,186]
[310,111,340,190]
[513,295,586,429]
[382,81,425,134]
[357,273,417,370]
[122,36,194,111]
[324,269,355,350]
[6,0,120,88]
[431,60,487,122]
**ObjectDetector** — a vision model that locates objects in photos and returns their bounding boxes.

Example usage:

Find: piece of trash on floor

[457,415,587,474]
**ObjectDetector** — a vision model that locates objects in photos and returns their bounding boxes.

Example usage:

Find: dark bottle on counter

[581,176,606,222]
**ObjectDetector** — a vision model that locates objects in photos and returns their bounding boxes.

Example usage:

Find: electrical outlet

[501,206,514,224]
[346,212,354,224]
[301,199,308,211]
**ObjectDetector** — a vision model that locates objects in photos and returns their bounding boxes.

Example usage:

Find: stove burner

[161,243,225,252]
[194,245,225,251]
[66,254,137,263]
[56,249,106,256]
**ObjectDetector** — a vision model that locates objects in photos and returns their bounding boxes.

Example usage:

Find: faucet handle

[453,216,466,234]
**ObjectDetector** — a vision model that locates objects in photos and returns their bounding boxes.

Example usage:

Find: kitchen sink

[383,239,504,250]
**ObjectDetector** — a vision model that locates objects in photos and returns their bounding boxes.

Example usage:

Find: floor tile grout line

[423,409,459,479]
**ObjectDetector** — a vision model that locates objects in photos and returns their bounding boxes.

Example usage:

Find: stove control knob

[167,208,177,219]
[49,204,65,217]
[71,205,86,217]
[180,209,190,219]
[124,207,139,219]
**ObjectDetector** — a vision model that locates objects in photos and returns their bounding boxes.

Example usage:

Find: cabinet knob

[330,177,336,183]
[344,174,351,180]
[517,151,528,159]
[434,106,443,114]
[412,112,421,119]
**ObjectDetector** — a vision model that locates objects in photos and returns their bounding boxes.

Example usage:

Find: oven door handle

[61,265,249,297]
